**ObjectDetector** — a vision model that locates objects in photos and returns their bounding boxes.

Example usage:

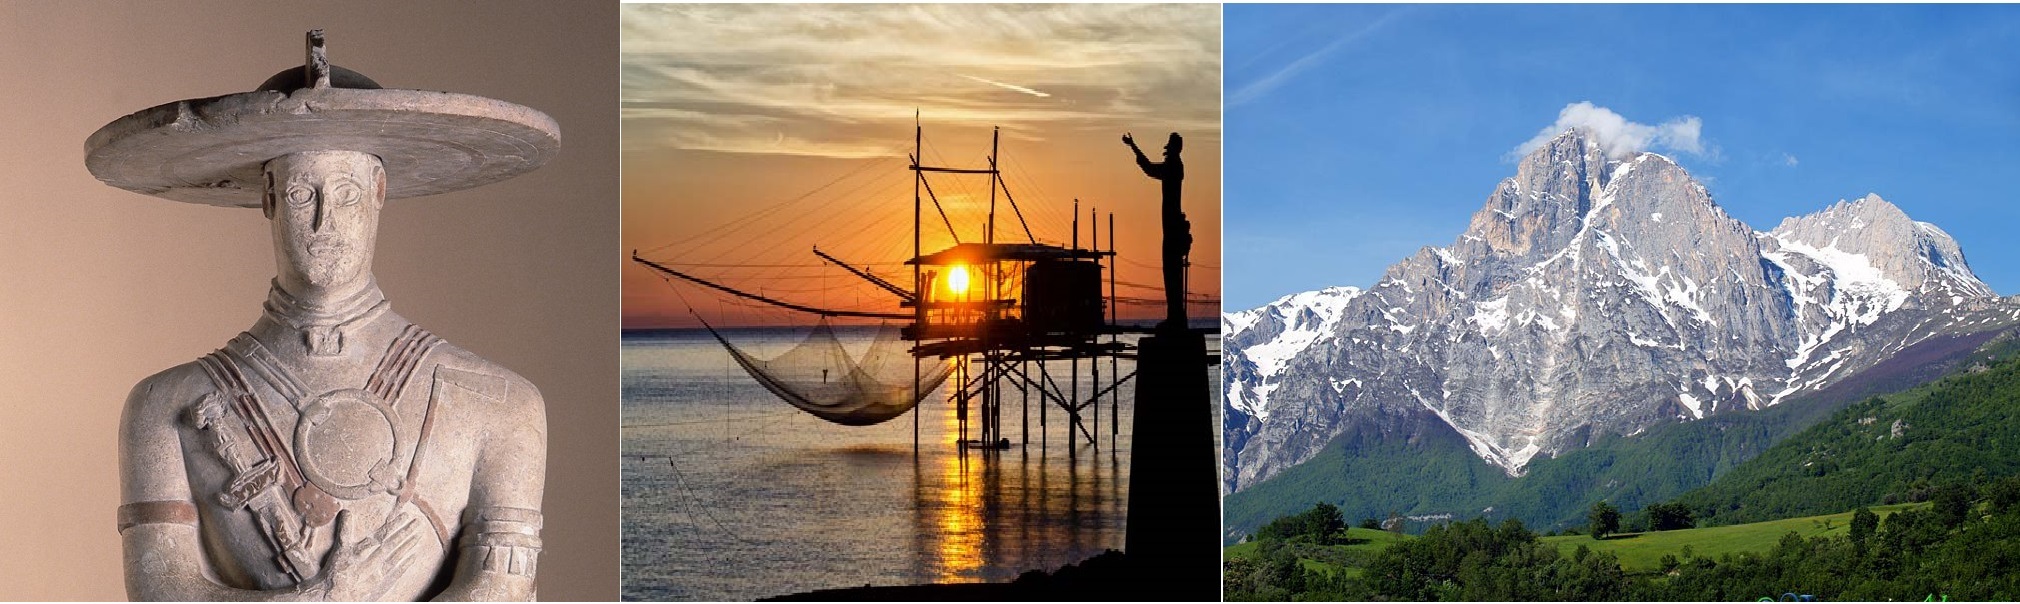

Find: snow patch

[1433,247,1465,266]
[1470,296,1511,334]
[1414,390,1541,476]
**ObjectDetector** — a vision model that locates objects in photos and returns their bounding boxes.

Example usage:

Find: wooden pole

[913,112,922,455]
[1110,212,1119,440]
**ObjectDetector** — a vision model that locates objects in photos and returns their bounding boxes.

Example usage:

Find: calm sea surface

[619,327,1218,601]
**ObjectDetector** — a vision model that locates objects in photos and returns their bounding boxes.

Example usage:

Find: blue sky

[1224,4,2020,310]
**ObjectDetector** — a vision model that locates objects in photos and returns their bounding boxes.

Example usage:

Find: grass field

[1539,502,1928,571]
[1225,504,1930,579]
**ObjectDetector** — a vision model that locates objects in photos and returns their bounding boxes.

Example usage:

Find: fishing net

[703,318,950,426]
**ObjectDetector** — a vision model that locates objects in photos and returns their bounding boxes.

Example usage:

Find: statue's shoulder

[125,360,221,412]
[422,339,545,410]
[419,339,547,452]
[120,360,222,461]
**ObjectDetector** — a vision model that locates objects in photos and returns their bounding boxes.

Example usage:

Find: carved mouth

[305,240,351,256]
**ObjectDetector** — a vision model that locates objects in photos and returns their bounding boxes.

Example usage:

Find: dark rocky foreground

[765,550,1214,602]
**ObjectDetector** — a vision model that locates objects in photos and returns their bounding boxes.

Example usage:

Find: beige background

[0,1,618,600]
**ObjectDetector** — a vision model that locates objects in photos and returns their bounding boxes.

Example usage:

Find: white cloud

[1227,8,1408,107]
[1783,153,1800,167]
[1514,102,1707,160]
[620,4,1220,157]
[958,74,1050,98]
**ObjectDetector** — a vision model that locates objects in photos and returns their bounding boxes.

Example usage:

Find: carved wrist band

[461,506,543,578]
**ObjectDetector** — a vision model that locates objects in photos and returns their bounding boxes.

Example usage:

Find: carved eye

[287,184,316,207]
[327,181,363,207]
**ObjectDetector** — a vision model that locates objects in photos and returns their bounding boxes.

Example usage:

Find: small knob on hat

[306,29,331,89]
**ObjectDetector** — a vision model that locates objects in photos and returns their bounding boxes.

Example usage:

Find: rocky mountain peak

[1772,194,1913,244]
[1466,129,1616,260]
[1225,138,2018,491]
[1770,194,1993,299]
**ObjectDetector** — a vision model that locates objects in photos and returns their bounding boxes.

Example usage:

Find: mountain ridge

[1224,127,2020,492]
[1222,323,2020,542]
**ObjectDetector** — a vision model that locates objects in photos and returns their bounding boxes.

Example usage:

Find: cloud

[1513,102,1708,160]
[620,4,1220,157]
[1227,7,1408,107]
[958,74,1050,98]
[1783,153,1800,167]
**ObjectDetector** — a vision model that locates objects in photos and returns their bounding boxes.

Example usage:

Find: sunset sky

[620,4,1221,329]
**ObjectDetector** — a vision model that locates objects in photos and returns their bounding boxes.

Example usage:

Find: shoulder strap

[368,325,443,406]
[191,348,323,582]
[222,334,310,406]
[195,351,306,488]
[379,325,451,545]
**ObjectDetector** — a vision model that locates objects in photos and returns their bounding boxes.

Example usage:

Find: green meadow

[1227,503,1929,578]
[1540,503,1928,572]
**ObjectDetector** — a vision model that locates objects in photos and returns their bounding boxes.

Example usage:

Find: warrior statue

[87,31,559,601]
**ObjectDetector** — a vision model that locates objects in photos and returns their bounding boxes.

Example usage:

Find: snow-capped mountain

[1223,128,2020,492]
[1223,286,1362,420]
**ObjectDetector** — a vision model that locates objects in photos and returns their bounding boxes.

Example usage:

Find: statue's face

[264,151,385,292]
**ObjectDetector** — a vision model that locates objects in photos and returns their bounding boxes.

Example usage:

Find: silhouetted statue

[1121,131,1215,599]
[1124,132,1189,329]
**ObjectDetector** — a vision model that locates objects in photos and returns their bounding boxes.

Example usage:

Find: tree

[1646,502,1697,532]
[1222,556,1259,600]
[1307,502,1347,543]
[1259,547,1304,593]
[1589,500,1622,540]
[1358,517,1381,530]
[1934,483,1973,529]
[1256,502,1351,544]
[1989,476,2020,513]
[1850,506,1879,547]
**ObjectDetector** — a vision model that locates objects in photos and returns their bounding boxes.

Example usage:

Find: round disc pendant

[293,388,404,500]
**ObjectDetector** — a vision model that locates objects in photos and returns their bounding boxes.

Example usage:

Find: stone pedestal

[1124,326,1217,599]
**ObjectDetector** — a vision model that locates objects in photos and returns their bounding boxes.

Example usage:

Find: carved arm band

[117,500,199,533]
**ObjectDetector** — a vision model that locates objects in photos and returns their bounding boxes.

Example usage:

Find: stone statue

[86,31,561,601]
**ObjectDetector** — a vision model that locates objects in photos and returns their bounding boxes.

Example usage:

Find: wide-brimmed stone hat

[85,30,561,208]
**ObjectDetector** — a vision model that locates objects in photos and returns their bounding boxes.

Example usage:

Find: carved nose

[312,197,327,232]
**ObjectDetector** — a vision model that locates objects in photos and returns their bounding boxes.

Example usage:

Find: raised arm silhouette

[1123,132,1189,329]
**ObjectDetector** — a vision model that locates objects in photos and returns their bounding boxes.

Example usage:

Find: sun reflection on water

[926,362,985,581]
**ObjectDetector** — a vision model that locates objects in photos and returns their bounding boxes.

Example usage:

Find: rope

[620,411,799,429]
[637,157,892,259]
[626,453,767,546]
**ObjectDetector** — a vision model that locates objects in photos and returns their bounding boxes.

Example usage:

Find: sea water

[619,327,1218,601]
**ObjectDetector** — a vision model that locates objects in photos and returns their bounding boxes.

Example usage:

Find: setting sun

[947,265,971,295]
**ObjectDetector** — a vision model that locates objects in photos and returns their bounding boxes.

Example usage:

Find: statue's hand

[1122,132,1135,147]
[306,510,424,601]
